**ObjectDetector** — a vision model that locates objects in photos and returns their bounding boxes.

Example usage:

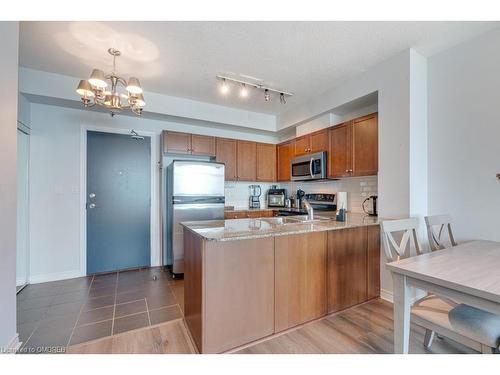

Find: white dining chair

[424,214,500,353]
[381,218,499,354]
[424,214,457,251]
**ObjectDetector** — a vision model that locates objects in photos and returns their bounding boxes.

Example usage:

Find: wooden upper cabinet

[191,134,216,156]
[328,123,351,178]
[275,232,327,332]
[277,140,294,182]
[163,131,191,154]
[294,135,311,156]
[256,143,276,182]
[351,113,378,176]
[162,131,215,157]
[216,138,237,181]
[237,140,257,181]
[327,226,368,313]
[310,129,329,153]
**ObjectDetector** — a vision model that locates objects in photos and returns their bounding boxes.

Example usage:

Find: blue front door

[86,131,151,275]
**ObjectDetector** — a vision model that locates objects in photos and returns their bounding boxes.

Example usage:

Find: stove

[277,193,336,216]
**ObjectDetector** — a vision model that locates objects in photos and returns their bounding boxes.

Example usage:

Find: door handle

[310,158,314,178]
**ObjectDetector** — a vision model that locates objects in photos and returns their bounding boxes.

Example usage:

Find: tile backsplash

[224,182,279,210]
[225,176,377,213]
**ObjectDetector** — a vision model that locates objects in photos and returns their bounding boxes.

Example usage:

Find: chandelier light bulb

[240,84,249,98]
[220,79,230,95]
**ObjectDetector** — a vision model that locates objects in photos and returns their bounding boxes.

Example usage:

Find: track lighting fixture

[220,78,229,95]
[264,89,271,102]
[240,84,249,98]
[216,75,292,104]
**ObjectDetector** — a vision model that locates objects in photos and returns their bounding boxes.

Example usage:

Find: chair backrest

[424,214,457,251]
[381,218,423,262]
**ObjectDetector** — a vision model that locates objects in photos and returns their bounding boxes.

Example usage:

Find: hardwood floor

[67,318,197,354]
[236,299,476,354]
[67,298,476,354]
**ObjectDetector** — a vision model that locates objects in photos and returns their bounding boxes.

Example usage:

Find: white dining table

[386,240,500,354]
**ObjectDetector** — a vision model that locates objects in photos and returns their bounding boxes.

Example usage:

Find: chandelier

[76,48,146,116]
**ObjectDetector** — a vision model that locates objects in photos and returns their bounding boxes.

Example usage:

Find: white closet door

[17,128,29,288]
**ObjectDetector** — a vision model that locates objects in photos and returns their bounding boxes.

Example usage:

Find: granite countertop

[181,212,382,242]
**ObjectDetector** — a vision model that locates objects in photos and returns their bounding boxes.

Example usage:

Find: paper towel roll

[336,192,347,211]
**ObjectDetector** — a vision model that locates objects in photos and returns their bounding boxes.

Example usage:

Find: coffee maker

[249,185,262,209]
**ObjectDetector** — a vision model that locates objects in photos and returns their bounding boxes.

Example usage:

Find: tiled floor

[16,267,184,353]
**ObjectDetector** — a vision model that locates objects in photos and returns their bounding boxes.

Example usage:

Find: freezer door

[172,203,225,274]
[173,161,225,197]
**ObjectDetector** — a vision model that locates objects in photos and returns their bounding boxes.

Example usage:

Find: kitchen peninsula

[182,213,381,353]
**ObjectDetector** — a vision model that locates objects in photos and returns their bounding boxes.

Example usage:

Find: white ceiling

[19,21,498,115]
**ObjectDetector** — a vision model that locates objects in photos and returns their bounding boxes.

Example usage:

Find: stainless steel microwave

[291,151,327,181]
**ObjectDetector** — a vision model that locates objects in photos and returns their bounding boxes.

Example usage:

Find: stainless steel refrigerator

[165,160,225,276]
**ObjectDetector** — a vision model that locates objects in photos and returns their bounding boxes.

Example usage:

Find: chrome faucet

[302,198,314,220]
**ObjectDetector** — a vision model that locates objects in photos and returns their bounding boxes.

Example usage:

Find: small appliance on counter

[267,188,286,208]
[295,189,305,208]
[362,195,378,216]
[249,185,262,209]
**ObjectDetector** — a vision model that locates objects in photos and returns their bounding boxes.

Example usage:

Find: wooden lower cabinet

[367,225,381,299]
[327,226,380,313]
[184,225,380,353]
[184,233,275,354]
[275,232,327,332]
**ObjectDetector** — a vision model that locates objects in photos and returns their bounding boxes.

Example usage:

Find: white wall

[278,50,414,297]
[428,27,500,242]
[0,21,19,351]
[28,103,279,283]
[20,68,276,132]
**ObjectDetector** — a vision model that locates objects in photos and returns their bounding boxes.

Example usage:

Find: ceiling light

[264,89,270,102]
[76,80,95,98]
[76,48,146,116]
[126,77,143,95]
[215,75,292,104]
[88,69,107,89]
[220,79,229,95]
[240,84,249,98]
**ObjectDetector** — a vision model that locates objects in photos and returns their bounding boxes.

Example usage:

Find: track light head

[280,93,287,104]
[220,78,229,95]
[240,84,249,98]
[264,89,271,102]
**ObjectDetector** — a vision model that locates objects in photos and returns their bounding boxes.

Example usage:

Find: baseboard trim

[2,334,21,354]
[380,289,393,303]
[29,270,84,284]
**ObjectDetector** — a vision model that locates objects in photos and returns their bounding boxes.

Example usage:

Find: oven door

[291,152,327,181]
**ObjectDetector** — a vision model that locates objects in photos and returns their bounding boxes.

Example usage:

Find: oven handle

[309,158,314,178]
